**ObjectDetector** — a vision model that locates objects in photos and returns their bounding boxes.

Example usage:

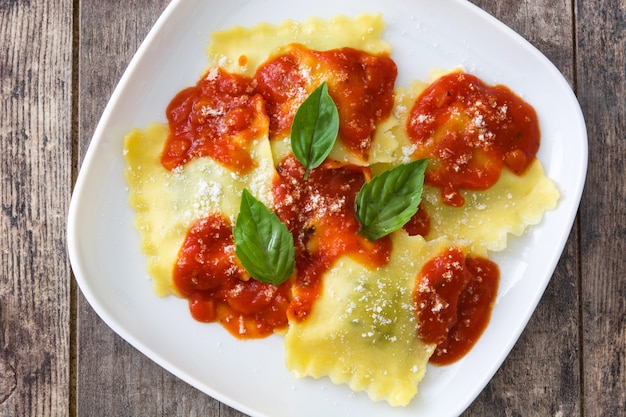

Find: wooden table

[1,0,624,415]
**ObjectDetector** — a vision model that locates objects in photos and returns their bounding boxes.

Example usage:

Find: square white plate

[68,0,587,416]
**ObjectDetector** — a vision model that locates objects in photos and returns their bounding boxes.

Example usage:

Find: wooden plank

[0,1,73,416]
[463,1,582,415]
[577,0,626,415]
[74,0,236,415]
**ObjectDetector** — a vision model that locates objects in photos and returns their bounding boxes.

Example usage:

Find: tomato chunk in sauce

[407,71,540,207]
[414,247,499,365]
[403,203,431,237]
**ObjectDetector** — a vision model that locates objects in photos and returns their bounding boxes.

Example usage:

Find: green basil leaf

[355,159,428,241]
[291,82,339,179]
[234,189,295,286]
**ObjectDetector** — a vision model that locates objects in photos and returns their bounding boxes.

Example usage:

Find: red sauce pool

[162,68,266,174]
[406,71,540,207]
[414,247,499,365]
[173,213,291,339]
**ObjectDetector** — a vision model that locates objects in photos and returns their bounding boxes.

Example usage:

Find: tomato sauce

[414,247,499,365]
[406,71,540,207]
[173,213,291,338]
[162,68,267,173]
[310,47,397,159]
[272,155,392,321]
[403,203,431,237]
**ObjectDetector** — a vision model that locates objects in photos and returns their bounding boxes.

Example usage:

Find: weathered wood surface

[577,0,626,416]
[0,1,73,416]
[0,0,623,415]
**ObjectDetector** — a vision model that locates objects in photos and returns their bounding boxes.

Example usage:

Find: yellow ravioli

[284,233,459,406]
[207,13,391,77]
[422,161,560,251]
[208,13,401,166]
[387,77,560,251]
[124,122,276,296]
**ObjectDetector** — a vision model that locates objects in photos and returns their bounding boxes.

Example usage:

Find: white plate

[67,0,587,416]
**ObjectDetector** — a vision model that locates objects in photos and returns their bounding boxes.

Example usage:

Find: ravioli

[208,13,399,166]
[421,160,559,251]
[207,14,391,76]
[285,233,451,406]
[389,76,560,252]
[123,13,561,408]
[124,123,276,296]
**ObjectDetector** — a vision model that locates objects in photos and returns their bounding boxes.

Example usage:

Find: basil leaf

[355,159,428,241]
[234,189,295,286]
[291,82,339,179]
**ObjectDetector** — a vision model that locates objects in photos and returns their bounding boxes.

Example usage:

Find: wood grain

[0,1,73,416]
[577,0,626,415]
